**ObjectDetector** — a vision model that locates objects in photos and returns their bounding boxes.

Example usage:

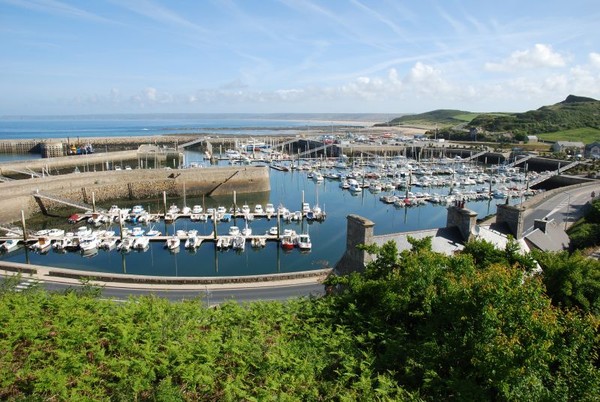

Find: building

[584,142,600,159]
[335,203,569,275]
[551,141,585,155]
[526,135,538,143]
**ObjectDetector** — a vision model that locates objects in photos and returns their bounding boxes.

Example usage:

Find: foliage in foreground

[1,239,599,401]
[568,199,600,249]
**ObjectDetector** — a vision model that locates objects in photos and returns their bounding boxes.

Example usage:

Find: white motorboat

[216,236,232,250]
[254,204,264,214]
[149,227,163,237]
[265,203,275,215]
[29,237,52,252]
[185,234,202,249]
[228,226,240,236]
[251,237,266,248]
[131,227,145,237]
[79,235,99,251]
[192,205,203,214]
[99,236,118,250]
[118,237,134,252]
[241,204,250,215]
[1,239,20,252]
[232,235,245,251]
[131,205,144,215]
[241,223,252,237]
[297,233,312,250]
[181,206,191,215]
[133,236,150,250]
[47,228,65,238]
[76,226,92,238]
[34,229,50,237]
[267,226,279,236]
[165,236,180,251]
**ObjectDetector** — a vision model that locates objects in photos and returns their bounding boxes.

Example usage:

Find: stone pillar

[334,214,375,274]
[496,203,526,239]
[446,205,478,241]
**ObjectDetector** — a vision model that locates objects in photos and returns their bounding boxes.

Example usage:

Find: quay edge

[0,166,270,224]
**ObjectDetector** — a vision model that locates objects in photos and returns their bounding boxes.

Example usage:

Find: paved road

[0,275,326,303]
[523,184,599,237]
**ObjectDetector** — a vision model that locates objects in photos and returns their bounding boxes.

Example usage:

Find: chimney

[334,215,375,274]
[533,219,549,233]
[446,205,478,241]
[496,203,526,239]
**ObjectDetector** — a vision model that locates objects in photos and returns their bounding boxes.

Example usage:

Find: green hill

[468,94,600,137]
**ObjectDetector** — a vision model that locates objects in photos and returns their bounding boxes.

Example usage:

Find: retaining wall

[0,166,270,224]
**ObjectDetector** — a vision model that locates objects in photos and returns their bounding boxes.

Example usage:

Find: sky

[1,0,599,116]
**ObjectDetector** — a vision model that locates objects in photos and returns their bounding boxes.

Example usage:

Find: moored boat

[165,236,180,251]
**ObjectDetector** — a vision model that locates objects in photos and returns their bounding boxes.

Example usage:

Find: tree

[535,250,600,314]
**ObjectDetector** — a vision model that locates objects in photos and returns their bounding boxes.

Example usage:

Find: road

[1,275,326,303]
[522,184,599,237]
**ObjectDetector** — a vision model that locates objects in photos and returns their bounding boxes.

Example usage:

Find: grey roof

[524,219,570,252]
[373,227,465,255]
[555,141,585,147]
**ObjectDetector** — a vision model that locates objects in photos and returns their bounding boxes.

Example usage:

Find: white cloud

[590,52,600,68]
[403,62,453,95]
[485,44,567,72]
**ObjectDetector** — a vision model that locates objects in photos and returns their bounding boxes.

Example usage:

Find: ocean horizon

[0,113,393,140]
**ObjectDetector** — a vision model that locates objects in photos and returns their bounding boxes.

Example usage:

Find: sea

[0,115,510,277]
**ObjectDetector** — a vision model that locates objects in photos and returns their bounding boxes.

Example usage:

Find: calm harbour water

[0,117,510,277]
[0,155,505,277]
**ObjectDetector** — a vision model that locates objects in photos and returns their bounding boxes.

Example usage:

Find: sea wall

[0,166,270,224]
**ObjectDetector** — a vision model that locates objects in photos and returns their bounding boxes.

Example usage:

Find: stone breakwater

[0,166,270,224]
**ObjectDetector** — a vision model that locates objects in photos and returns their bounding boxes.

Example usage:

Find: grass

[537,127,600,143]
[452,113,481,122]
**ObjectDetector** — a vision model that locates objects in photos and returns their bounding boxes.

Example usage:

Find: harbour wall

[0,166,270,224]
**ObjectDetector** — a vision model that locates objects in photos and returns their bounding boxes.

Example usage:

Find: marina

[0,116,570,278]
[0,145,543,277]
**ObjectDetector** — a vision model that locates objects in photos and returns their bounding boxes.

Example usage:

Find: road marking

[14,279,38,292]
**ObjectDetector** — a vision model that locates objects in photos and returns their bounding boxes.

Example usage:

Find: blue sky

[1,0,599,115]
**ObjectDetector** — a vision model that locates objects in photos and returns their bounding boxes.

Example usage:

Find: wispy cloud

[111,0,208,35]
[1,0,114,23]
